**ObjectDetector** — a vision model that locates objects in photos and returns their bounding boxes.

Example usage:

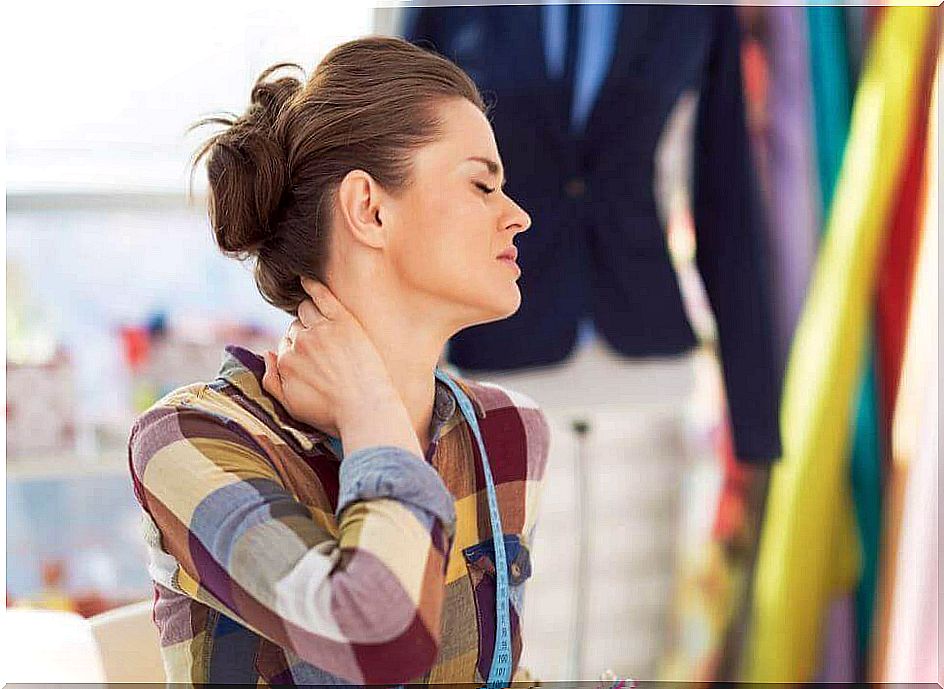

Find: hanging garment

[830,4,906,672]
[846,333,881,677]
[807,6,853,214]
[873,39,940,682]
[404,5,783,464]
[681,9,819,680]
[817,6,938,674]
[874,20,941,451]
[844,6,870,85]
[759,6,821,395]
[744,8,935,681]
[808,6,877,680]
[865,17,942,677]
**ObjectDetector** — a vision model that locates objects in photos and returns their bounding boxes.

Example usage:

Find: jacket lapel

[581,4,665,144]
[523,4,666,146]
[522,5,571,148]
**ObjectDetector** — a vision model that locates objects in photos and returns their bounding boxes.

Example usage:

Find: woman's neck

[330,271,457,455]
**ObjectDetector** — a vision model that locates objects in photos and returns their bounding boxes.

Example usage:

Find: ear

[336,169,386,249]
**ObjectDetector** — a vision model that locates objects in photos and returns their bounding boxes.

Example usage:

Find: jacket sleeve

[692,6,784,464]
[128,399,456,684]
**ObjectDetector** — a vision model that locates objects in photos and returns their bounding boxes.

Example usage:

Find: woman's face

[384,97,532,331]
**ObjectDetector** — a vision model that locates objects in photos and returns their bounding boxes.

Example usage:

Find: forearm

[337,388,423,459]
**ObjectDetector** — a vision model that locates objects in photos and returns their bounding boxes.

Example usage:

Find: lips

[497,246,518,261]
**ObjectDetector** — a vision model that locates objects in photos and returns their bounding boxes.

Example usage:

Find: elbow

[356,614,441,684]
[325,547,448,682]
[324,570,444,683]
[277,609,440,683]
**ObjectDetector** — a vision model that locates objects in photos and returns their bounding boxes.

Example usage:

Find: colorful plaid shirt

[127,344,550,685]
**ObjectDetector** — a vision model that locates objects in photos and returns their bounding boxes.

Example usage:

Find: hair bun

[189,63,304,257]
[249,64,303,127]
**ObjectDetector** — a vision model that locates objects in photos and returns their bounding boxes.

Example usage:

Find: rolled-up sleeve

[337,445,457,528]
[128,400,456,684]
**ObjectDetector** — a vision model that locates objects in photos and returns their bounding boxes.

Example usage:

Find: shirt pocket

[462,533,533,681]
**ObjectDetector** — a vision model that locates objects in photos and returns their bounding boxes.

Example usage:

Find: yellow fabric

[745,7,935,681]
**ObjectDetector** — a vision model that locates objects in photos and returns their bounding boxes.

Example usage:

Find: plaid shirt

[127,344,550,685]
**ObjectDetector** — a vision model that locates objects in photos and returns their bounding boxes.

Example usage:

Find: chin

[504,286,522,316]
[458,287,519,328]
[451,269,522,326]
[488,282,522,320]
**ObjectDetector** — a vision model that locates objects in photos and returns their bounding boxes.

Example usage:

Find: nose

[504,196,531,235]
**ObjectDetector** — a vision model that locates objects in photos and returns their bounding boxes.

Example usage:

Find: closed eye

[474,181,496,195]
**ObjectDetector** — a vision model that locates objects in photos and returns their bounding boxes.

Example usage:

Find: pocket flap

[462,533,532,585]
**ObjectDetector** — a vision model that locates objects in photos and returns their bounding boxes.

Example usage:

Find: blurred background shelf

[7,448,130,481]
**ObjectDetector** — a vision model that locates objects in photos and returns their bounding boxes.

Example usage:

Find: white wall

[7,1,375,194]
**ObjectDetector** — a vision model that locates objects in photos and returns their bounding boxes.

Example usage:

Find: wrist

[336,384,403,432]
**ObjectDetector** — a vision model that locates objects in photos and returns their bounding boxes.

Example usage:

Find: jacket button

[564,176,586,198]
[510,562,521,578]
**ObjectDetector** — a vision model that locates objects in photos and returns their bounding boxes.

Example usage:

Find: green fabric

[850,332,882,662]
[808,6,853,213]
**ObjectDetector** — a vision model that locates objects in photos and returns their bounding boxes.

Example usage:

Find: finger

[261,350,285,401]
[300,277,340,320]
[297,298,325,329]
[299,276,320,300]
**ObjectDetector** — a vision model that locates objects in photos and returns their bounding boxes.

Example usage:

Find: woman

[127,36,551,685]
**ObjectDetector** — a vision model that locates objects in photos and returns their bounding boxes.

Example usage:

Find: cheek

[405,225,483,288]
[439,209,493,281]
[387,203,458,286]
[410,197,489,268]
[389,188,498,297]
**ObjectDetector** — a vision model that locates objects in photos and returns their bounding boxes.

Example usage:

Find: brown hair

[188,36,486,315]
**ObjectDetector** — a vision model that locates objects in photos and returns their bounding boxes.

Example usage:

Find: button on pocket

[462,533,533,681]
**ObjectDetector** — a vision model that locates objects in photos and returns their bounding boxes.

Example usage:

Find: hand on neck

[327,265,459,456]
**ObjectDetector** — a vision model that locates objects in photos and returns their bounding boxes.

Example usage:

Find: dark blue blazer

[404,5,782,463]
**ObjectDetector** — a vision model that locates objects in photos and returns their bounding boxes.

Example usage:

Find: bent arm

[128,402,455,684]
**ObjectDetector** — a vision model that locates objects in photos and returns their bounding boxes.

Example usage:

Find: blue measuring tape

[326,368,512,688]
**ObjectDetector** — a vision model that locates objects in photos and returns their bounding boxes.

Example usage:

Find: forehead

[417,98,499,168]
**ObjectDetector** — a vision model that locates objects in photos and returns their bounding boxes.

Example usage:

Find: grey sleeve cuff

[336,445,457,535]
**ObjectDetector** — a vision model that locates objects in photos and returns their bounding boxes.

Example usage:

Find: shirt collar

[214,344,484,455]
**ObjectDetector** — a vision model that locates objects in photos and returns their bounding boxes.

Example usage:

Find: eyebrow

[466,156,508,188]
